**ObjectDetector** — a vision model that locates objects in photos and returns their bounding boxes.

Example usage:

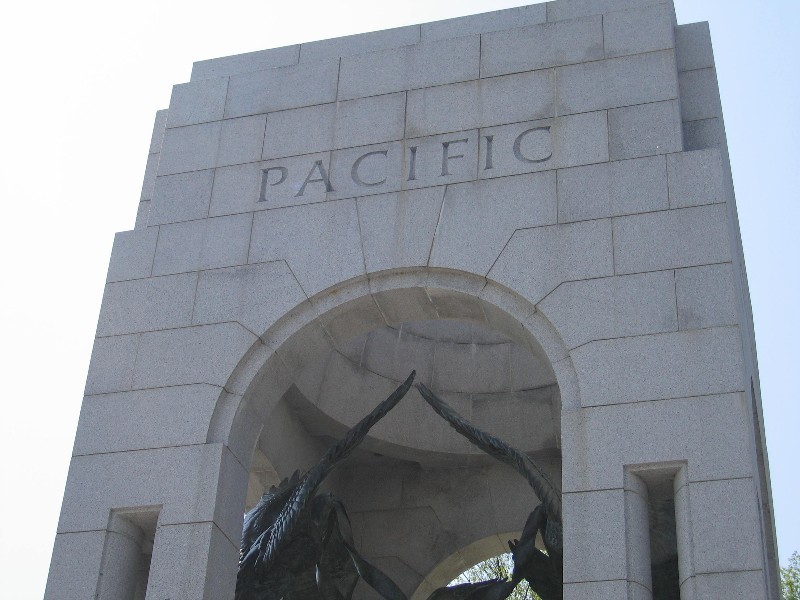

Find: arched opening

[411,535,528,600]
[217,271,571,599]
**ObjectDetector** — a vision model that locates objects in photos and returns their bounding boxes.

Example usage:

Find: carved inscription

[258,121,553,205]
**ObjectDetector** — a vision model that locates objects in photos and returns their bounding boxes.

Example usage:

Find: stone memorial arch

[45,0,779,598]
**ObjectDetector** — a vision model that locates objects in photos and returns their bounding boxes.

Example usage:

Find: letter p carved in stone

[259,167,288,202]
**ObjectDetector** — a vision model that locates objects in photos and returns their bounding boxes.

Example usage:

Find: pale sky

[0,1,797,597]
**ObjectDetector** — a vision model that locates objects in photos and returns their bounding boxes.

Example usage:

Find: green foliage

[452,553,540,600]
[783,552,800,600]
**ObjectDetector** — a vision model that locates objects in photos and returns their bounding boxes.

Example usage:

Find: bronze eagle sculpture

[236,373,567,600]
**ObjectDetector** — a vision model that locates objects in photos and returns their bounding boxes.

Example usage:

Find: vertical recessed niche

[96,507,160,600]
[625,464,687,600]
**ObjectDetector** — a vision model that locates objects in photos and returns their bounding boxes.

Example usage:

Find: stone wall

[45,1,778,599]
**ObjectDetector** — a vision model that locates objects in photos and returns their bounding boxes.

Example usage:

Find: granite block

[158,121,222,175]
[570,326,745,407]
[676,263,738,330]
[510,343,558,390]
[262,103,336,159]
[562,580,629,600]
[97,273,197,336]
[481,16,603,78]
[557,155,668,222]
[473,390,558,451]
[74,384,221,455]
[675,22,714,72]
[224,59,339,118]
[488,219,614,305]
[134,200,150,229]
[262,93,406,159]
[84,334,138,395]
[429,171,557,275]
[356,187,445,273]
[692,570,767,598]
[148,522,239,600]
[603,3,675,58]
[479,110,608,179]
[149,109,168,154]
[43,531,105,600]
[217,114,267,167]
[409,130,484,187]
[360,326,435,387]
[166,78,228,129]
[316,293,386,350]
[300,25,420,62]
[191,45,300,80]
[421,4,546,40]
[140,151,159,201]
[405,69,554,138]
[106,228,158,283]
[333,92,407,149]
[562,489,627,582]
[613,204,731,274]
[667,148,724,208]
[356,506,459,577]
[149,169,215,225]
[338,36,480,100]
[538,270,677,350]
[624,480,653,589]
[561,393,753,491]
[682,117,724,151]
[58,445,222,534]
[679,68,722,122]
[209,153,331,216]
[132,323,257,389]
[213,446,251,541]
[248,199,365,297]
[151,213,252,275]
[547,0,670,21]
[557,51,678,115]
[327,140,407,200]
[608,100,682,160]
[689,478,765,573]
[193,261,308,336]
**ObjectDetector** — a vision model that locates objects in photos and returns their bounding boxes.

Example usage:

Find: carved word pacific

[257,121,555,205]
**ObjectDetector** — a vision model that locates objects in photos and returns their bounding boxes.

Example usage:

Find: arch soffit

[207,267,580,469]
